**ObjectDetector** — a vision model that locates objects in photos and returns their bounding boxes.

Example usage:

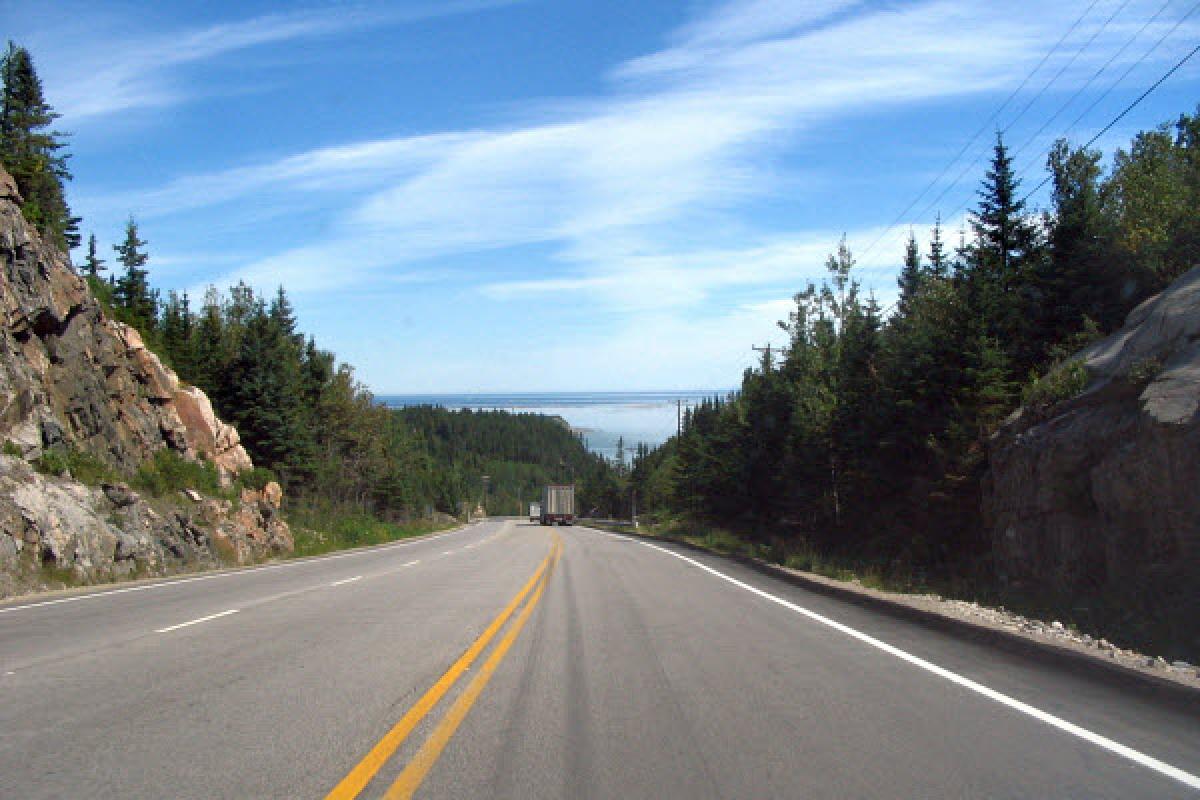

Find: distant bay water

[378,391,733,462]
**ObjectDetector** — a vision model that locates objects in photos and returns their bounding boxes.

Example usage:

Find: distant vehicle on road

[528,502,541,522]
[540,484,575,526]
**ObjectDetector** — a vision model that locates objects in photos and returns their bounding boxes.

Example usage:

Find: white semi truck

[540,484,575,526]
[528,502,541,522]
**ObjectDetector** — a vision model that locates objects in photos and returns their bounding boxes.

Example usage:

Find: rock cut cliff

[985,266,1200,658]
[0,167,292,597]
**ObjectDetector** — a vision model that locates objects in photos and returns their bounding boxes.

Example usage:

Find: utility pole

[677,398,682,438]
[752,343,789,367]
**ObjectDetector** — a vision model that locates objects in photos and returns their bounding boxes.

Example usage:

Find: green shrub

[237,466,276,492]
[1022,359,1089,410]
[287,505,451,557]
[1127,357,1164,386]
[3,440,23,457]
[33,446,119,484]
[134,449,221,496]
[34,448,69,476]
[63,449,118,486]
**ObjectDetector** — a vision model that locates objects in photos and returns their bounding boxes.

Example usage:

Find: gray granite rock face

[985,266,1200,656]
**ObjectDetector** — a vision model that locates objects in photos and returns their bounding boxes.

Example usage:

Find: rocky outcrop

[0,166,291,598]
[0,455,292,597]
[985,266,1200,658]
[0,168,251,483]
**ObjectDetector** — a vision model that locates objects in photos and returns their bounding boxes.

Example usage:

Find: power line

[853,0,1105,264]
[1063,0,1200,135]
[938,2,1200,223]
[1019,39,1200,203]
[1007,0,1138,160]
[915,0,1146,239]
[1012,0,1198,179]
[1002,0,1135,138]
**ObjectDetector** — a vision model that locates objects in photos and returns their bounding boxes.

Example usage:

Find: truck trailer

[540,484,575,526]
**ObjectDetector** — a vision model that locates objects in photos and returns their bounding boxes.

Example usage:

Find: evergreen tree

[927,214,948,278]
[189,287,227,395]
[967,133,1043,376]
[112,217,157,332]
[896,231,922,316]
[0,42,78,249]
[1037,139,1122,345]
[159,290,194,374]
[224,299,311,486]
[82,233,106,277]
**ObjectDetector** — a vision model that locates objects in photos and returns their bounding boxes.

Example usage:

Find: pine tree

[896,231,922,317]
[82,232,106,277]
[0,42,78,249]
[967,133,1043,376]
[927,214,948,278]
[112,216,157,333]
[159,290,194,375]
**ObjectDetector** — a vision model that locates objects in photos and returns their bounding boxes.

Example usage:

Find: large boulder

[984,267,1200,658]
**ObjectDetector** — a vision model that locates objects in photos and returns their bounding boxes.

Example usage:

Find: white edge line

[329,575,363,587]
[155,608,239,634]
[0,524,479,615]
[633,537,1200,792]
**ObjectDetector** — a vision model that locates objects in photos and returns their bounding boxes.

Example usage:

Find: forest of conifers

[629,107,1200,589]
[0,42,622,525]
[5,39,1199,576]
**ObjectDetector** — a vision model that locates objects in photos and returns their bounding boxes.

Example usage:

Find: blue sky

[5,0,1199,392]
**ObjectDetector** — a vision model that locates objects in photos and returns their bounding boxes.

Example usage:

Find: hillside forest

[4,37,1198,621]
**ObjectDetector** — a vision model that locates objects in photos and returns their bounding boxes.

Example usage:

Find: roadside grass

[287,506,457,558]
[601,515,946,597]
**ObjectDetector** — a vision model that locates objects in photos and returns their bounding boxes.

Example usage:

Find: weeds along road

[1,518,1198,799]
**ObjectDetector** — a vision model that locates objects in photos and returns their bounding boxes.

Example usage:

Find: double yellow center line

[326,532,563,800]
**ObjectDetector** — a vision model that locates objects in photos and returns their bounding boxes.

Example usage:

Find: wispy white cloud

[34,1,522,122]
[97,0,1197,318]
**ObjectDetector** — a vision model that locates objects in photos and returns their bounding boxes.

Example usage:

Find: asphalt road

[1,518,1197,798]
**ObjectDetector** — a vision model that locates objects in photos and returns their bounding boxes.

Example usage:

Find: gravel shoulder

[591,522,1200,692]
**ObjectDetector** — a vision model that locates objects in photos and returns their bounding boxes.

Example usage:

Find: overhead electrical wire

[852,0,1105,264]
[935,1,1200,226]
[1008,0,1176,172]
[912,0,1143,242]
[1001,0,1135,138]
[1006,0,1138,161]
[1018,38,1200,203]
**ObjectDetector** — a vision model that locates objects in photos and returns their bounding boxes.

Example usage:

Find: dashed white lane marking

[403,560,420,567]
[155,609,239,634]
[632,536,1200,792]
[442,551,454,556]
[0,525,484,616]
[330,576,363,587]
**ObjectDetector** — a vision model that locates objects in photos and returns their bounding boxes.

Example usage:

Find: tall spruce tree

[112,216,157,332]
[896,231,922,316]
[927,214,948,278]
[82,232,106,277]
[967,133,1042,376]
[0,42,78,249]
